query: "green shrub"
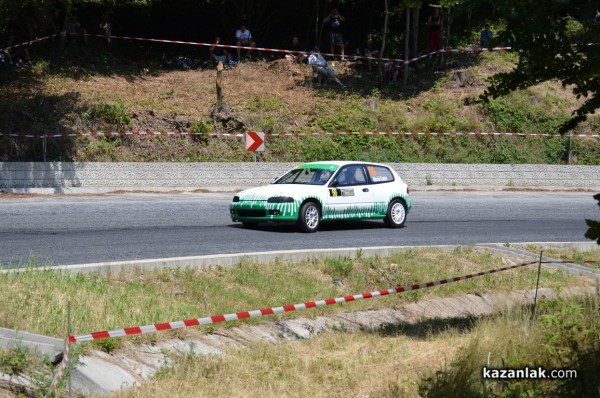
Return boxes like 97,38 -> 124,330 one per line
247,95 -> 284,112
323,257 -> 353,279
0,346 -> 30,375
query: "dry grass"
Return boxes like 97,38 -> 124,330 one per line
1,246 -> 598,398
102,329 -> 468,398
0,247 -> 590,343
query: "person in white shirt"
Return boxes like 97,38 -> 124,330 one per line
308,47 -> 346,89
235,24 -> 255,60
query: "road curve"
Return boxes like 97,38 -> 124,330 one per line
0,191 -> 597,267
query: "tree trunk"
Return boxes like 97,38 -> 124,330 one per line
412,7 -> 419,60
403,8 -> 410,87
216,62 -> 224,112
379,0 -> 389,86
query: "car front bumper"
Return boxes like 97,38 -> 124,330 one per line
230,200 -> 300,222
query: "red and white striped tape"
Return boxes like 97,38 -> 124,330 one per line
2,131 -> 597,139
88,33 -> 514,64
3,33 -> 596,66
43,342 -> 69,398
68,260 -> 537,343
1,34 -> 58,53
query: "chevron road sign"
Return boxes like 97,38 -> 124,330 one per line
245,132 -> 265,152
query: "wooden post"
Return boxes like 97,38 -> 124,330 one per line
403,8 -> 410,87
379,0 -> 389,86
216,61 -> 224,113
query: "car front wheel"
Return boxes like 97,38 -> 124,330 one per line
384,199 -> 406,228
297,202 -> 320,232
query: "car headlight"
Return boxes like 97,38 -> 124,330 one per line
267,196 -> 295,203
232,196 -> 240,202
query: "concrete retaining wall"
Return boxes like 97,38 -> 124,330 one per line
1,162 -> 600,193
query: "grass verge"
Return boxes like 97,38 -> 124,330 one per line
0,247 -> 593,347
0,246 -> 598,397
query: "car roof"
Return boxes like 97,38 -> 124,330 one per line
301,161 -> 391,168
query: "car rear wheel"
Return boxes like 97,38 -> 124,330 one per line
297,202 -> 320,232
384,199 -> 406,228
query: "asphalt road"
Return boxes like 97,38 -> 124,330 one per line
0,191 -> 597,267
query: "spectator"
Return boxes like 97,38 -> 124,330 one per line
67,15 -> 87,44
308,47 -> 346,89
426,7 -> 442,54
210,36 -> 235,65
1,38 -> 31,68
595,9 -> 599,25
100,16 -> 111,46
323,8 -> 346,60
0,48 -> 13,66
480,24 -> 494,47
286,36 -> 307,62
235,24 -> 255,60
356,38 -> 379,71
384,59 -> 400,82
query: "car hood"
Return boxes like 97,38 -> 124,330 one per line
236,184 -> 324,201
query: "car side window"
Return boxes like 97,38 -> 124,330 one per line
335,165 -> 367,186
366,165 -> 395,184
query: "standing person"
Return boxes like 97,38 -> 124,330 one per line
67,15 -> 88,44
323,8 -> 346,60
235,24 -> 255,60
480,24 -> 494,47
308,47 -> 346,89
595,9 -> 599,25
426,7 -> 442,54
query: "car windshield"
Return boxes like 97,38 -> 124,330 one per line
273,168 -> 333,185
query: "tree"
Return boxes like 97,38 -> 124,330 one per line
480,0 -> 600,133
585,194 -> 600,245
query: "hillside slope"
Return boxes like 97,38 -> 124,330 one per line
0,43 -> 598,164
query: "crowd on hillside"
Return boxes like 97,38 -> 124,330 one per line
0,4 -> 505,83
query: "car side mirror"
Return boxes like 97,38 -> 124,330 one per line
329,178 -> 339,187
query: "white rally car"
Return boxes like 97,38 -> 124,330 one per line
230,161 -> 411,232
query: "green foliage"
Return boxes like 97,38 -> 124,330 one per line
419,297 -> 600,398
191,117 -> 212,144
323,257 -> 353,279
247,95 -> 284,112
585,193 -> 600,245
419,97 -> 461,132
0,346 -> 30,375
81,136 -> 123,161
93,337 -> 122,353
481,0 -> 600,132
83,102 -> 131,130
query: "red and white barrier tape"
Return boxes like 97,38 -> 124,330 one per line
69,260 -> 537,343
88,33 -> 514,64
2,131 -> 597,139
3,33 -> 596,66
43,342 -> 69,398
1,34 -> 58,53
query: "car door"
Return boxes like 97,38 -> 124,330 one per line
365,164 -> 397,217
324,165 -> 374,220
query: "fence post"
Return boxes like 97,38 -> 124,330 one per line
43,133 -> 47,162
568,133 -> 573,165
215,61 -> 224,113
531,251 -> 543,320
68,301 -> 72,398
